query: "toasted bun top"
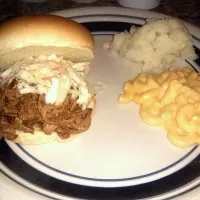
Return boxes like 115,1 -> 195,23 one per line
0,14 -> 95,68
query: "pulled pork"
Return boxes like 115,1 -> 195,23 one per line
0,80 -> 92,140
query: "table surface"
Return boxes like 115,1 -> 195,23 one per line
0,0 -> 200,26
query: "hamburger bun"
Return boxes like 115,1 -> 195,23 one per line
0,15 -> 96,145
0,14 -> 95,69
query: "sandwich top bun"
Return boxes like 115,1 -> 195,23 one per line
0,14 -> 95,68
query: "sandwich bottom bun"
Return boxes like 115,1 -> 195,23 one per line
10,98 -> 96,145
12,129 -> 81,145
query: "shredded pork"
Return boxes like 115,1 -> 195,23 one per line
0,80 -> 92,140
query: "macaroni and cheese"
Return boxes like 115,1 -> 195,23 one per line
119,68 -> 200,148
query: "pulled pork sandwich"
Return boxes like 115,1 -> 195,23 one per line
0,14 -> 95,145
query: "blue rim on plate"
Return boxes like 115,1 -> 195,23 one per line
14,32 -> 199,183
0,11 -> 200,200
12,26 -> 200,183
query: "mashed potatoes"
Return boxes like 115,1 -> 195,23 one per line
111,18 -> 197,73
119,68 -> 200,148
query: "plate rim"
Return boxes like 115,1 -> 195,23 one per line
14,141 -> 199,182
1,146 -> 200,200
9,29 -> 200,183
6,30 -> 200,187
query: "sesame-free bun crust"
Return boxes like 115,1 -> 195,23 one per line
0,14 -> 95,68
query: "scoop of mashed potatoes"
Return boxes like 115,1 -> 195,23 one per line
110,18 -> 197,72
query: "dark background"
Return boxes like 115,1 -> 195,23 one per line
0,0 -> 200,26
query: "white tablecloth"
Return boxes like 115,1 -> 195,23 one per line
0,172 -> 199,200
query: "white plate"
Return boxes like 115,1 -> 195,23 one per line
4,7 -> 200,189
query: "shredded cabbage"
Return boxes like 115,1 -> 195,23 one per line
0,55 -> 92,108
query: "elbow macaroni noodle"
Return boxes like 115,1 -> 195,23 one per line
119,68 -> 200,148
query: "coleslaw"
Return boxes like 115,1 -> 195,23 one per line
0,55 -> 92,109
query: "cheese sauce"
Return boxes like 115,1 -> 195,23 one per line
119,68 -> 200,148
